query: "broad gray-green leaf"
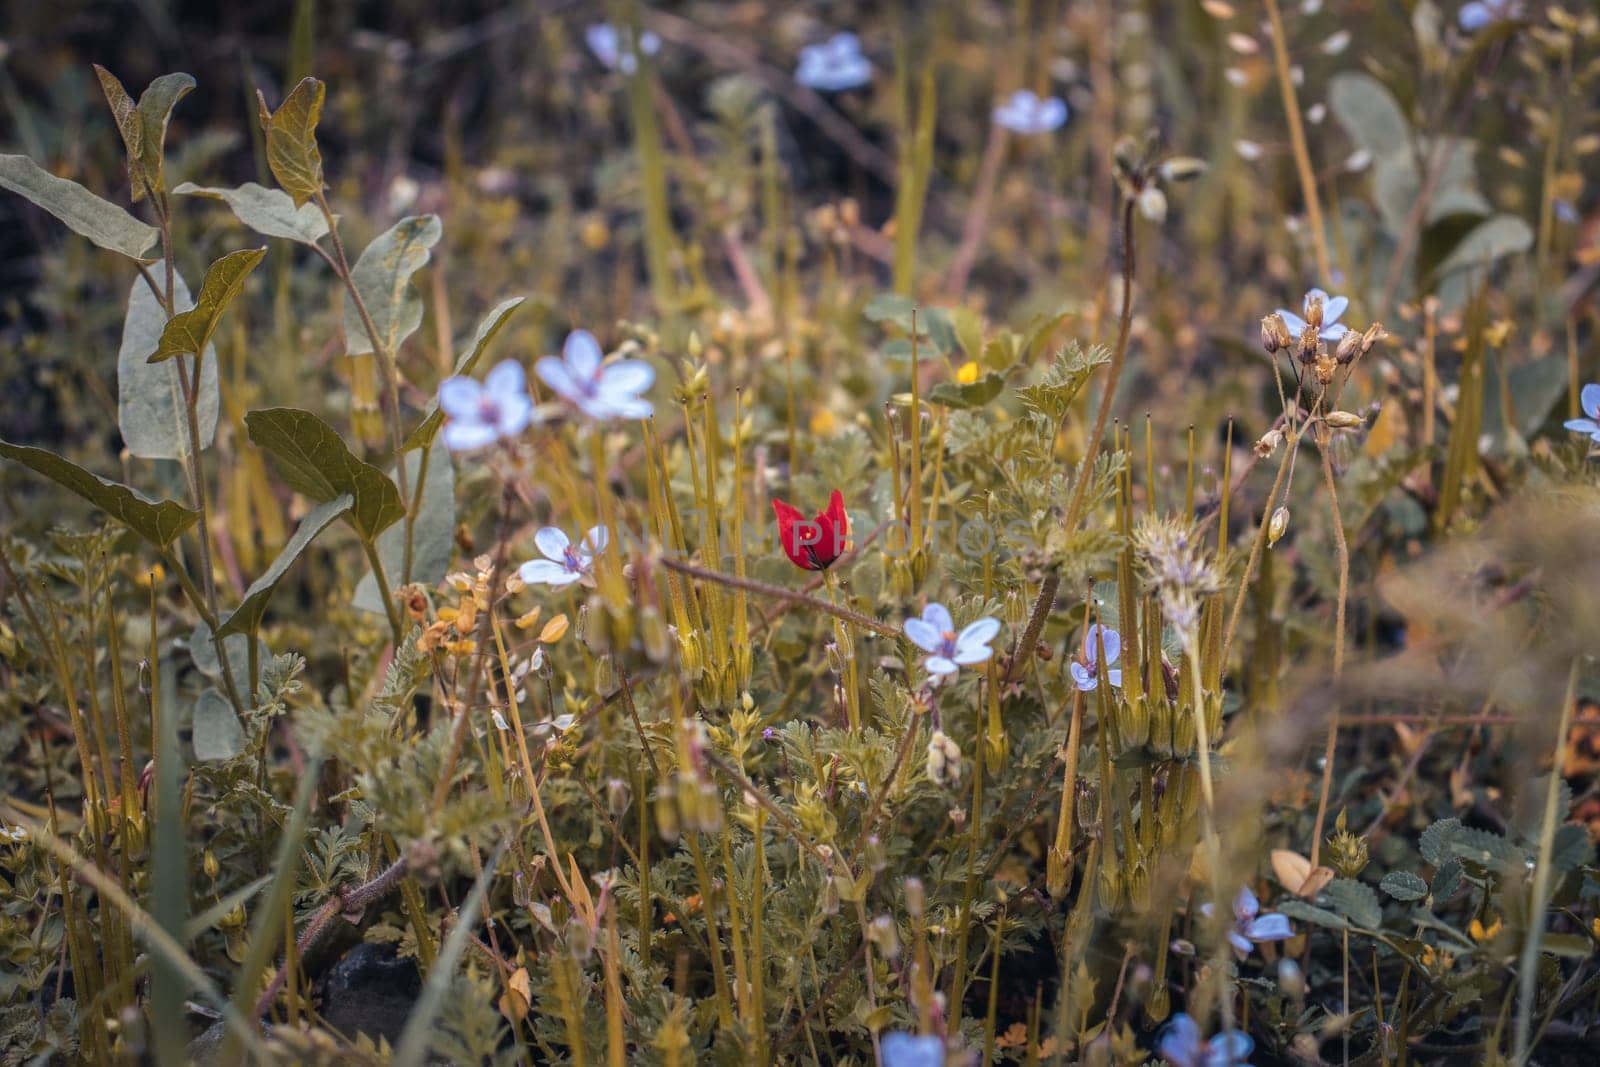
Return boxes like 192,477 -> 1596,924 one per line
149,247 -> 267,363
353,445 -> 454,615
402,296 -> 526,451
343,214 -> 442,357
1432,214 -> 1534,282
256,77 -> 325,206
0,439 -> 198,547
119,270 -> 220,459
174,181 -> 329,244
189,619 -> 266,686
0,154 -> 158,260
1328,73 -> 1411,160
192,687 -> 245,761
133,73 -> 196,200
244,407 -> 404,545
1379,871 -> 1429,902
217,494 -> 352,637
928,372 -> 1006,410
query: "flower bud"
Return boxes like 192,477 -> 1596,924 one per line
1267,506 -> 1290,546
1260,314 -> 1291,354
1137,186 -> 1168,224
904,877 -> 925,919
1334,329 -> 1362,365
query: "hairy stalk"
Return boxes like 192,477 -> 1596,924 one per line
1511,661 -> 1581,1064
1061,196 -> 1136,536
661,557 -> 900,639
251,856 -> 411,1020
1262,0 -> 1334,286
1308,434 -> 1349,870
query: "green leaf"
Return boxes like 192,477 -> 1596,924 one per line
192,687 -> 245,761
217,494 -> 352,637
173,181 -> 329,244
343,214 -> 442,357
402,296 -> 526,451
353,446 -> 454,615
1321,879 -> 1383,930
1419,817 -> 1521,871
1430,857 -> 1464,902
189,619 -> 264,685
1328,73 -> 1411,161
928,372 -> 1006,409
1275,899 -> 1350,931
93,65 -> 146,195
1432,214 -> 1534,286
0,153 -> 158,260
148,247 -> 267,363
256,77 -> 326,207
1379,871 -> 1429,902
132,73 -> 196,201
0,439 -> 198,547
244,407 -> 404,545
118,270 -> 220,460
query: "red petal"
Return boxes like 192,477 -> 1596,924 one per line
772,498 -> 815,569
824,489 -> 849,537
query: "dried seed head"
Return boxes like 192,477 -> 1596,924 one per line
1254,428 -> 1284,457
1315,353 -> 1337,385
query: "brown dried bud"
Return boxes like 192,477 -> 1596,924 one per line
400,583 -> 429,621
1260,314 -> 1292,354
1315,353 -> 1337,385
1297,326 -> 1321,364
1304,292 -> 1325,331
1360,322 -> 1387,354
1325,410 -> 1365,429
1334,329 -> 1362,365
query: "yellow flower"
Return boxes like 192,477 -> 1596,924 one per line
809,408 -> 837,435
956,360 -> 980,384
1469,915 -> 1502,942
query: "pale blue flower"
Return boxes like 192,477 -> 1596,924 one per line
1205,887 -> 1294,960
1069,623 -> 1122,692
1157,1013 -> 1254,1067
904,603 -> 1000,676
437,359 -> 534,452
1563,383 -> 1600,444
519,526 -> 608,588
796,32 -> 872,92
1459,1 -> 1520,31
993,89 -> 1068,134
536,330 -> 654,421
585,23 -> 661,74
1276,287 -> 1349,342
881,1031 -> 945,1067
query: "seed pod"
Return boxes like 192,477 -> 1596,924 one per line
1334,329 -> 1362,365
1137,185 -> 1168,224
1267,506 -> 1290,546
1260,314 -> 1285,354
1325,410 -> 1365,428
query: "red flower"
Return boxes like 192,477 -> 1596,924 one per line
772,489 -> 849,571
